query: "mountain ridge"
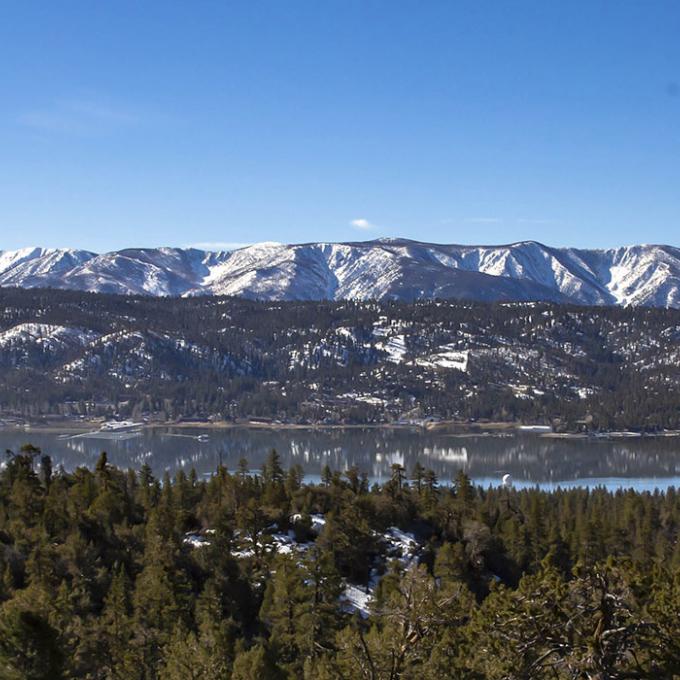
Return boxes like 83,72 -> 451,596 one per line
1,239 -> 679,307
2,287 -> 680,429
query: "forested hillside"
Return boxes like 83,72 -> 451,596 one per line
2,288 -> 680,429
1,445 -> 680,678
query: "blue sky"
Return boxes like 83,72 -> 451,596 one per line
1,1 -> 679,252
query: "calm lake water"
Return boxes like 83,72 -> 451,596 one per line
2,427 -> 680,491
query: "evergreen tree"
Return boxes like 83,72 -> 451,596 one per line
232,643 -> 282,680
0,607 -> 65,680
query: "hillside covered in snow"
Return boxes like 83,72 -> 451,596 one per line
2,239 -> 680,306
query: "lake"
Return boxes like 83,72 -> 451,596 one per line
2,426 -> 680,491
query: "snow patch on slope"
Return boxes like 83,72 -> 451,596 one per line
0,323 -> 98,350
2,240 -> 680,308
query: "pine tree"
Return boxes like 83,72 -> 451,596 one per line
411,461 -> 425,494
231,643 -> 282,680
131,511 -> 192,671
160,624 -> 208,680
260,556 -> 303,668
0,607 -> 65,680
101,563 -> 132,675
321,464 -> 333,487
262,449 -> 284,487
295,547 -> 343,663
39,455 -> 52,490
453,469 -> 474,512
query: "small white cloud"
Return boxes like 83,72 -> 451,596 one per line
350,218 -> 377,231
188,242 -> 252,252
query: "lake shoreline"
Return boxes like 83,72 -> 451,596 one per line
3,417 -> 680,441
3,421 -> 680,492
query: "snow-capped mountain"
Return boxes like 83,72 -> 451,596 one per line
1,239 -> 680,307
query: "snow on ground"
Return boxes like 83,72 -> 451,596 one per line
416,346 -> 469,371
183,532 -> 211,548
290,513 -> 326,534
377,334 -> 407,363
185,515 -> 422,619
372,318 -> 409,364
573,386 -> 596,399
310,514 -> 326,533
336,392 -> 386,406
334,326 -> 356,341
341,526 -> 421,617
383,527 -> 419,569
0,323 -> 98,350
269,530 -> 313,556
340,584 -> 372,617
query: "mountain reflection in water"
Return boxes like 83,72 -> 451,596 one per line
1,428 -> 680,491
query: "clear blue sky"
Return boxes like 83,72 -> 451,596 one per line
1,1 -> 679,252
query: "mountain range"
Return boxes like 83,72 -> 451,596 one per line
1,239 -> 680,307
2,287 -> 680,429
